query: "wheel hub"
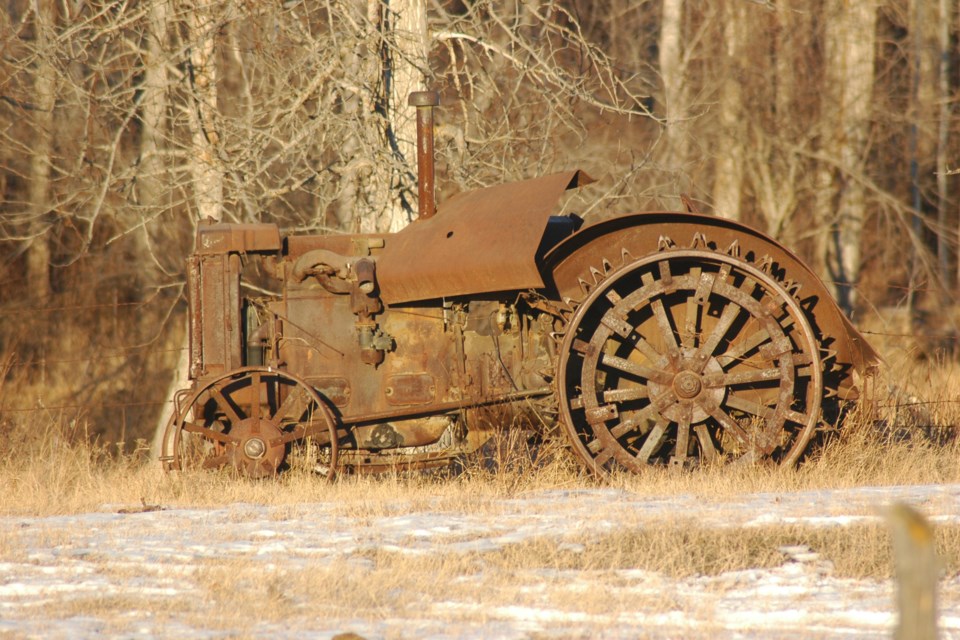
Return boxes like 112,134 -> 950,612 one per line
243,437 -> 267,459
647,351 -> 726,424
230,417 -> 285,478
673,371 -> 702,399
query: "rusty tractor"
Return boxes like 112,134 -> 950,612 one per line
160,92 -> 879,478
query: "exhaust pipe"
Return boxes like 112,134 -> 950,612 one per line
408,90 -> 440,220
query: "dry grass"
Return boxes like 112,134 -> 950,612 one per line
1,360 -> 959,513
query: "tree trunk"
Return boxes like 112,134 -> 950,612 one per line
711,0 -> 745,220
153,0 -> 223,454
909,0 -> 939,301
387,0 -> 428,229
659,0 -> 687,204
135,0 -> 171,281
26,0 -> 58,302
185,1 -> 223,223
360,0 -> 430,234
935,0 -> 952,289
813,0 -> 878,315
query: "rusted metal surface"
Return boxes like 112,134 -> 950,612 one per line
162,93 -> 880,479
556,249 -> 823,473
377,169 -> 593,304
195,221 -> 281,255
543,213 -> 881,382
162,367 -> 339,478
190,252 -> 243,378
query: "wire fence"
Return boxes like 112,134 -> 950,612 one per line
0,292 -> 184,430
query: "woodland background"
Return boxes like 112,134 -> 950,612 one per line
0,0 -> 957,446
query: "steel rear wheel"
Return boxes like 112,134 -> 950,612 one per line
557,249 -> 823,473
162,367 -> 339,478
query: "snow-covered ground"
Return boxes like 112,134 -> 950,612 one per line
1,483 -> 958,639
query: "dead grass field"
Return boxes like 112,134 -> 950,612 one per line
2,360 -> 959,560
1,358 -> 959,637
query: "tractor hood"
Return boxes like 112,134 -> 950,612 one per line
377,170 -> 593,305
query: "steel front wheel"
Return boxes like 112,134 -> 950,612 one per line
162,367 -> 339,478
557,249 -> 823,473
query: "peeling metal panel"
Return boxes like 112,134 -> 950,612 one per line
377,170 -> 593,304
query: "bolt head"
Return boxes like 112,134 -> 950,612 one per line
674,371 -> 703,399
243,437 -> 267,459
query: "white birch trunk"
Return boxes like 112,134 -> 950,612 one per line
711,0 -> 745,220
136,0 -> 170,281
387,0 -> 428,231
359,0 -> 429,234
659,0 -> 685,175
154,0 -> 223,455
186,2 -> 223,224
813,0 -> 877,314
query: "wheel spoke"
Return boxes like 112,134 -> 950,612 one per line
682,293 -> 700,349
182,420 -> 237,445
671,405 -> 692,465
610,404 -> 658,439
601,310 -> 635,339
635,418 -> 669,463
602,387 -> 649,403
651,298 -> 679,354
630,333 -> 665,364
249,372 -> 261,422
600,353 -> 671,384
272,424 -> 306,447
717,328 -> 770,367
703,367 -> 782,387
724,394 -> 776,420
696,301 -> 741,362
586,437 -> 602,454
593,445 -> 616,468
210,386 -> 244,425
694,424 -> 719,462
707,406 -> 761,453
586,404 -> 619,424
681,266 -> 703,348
273,384 -> 305,422
783,409 -> 811,425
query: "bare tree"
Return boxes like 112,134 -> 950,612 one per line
25,0 -> 58,302
363,0 -> 431,232
934,0 -> 954,288
710,0 -> 746,220
133,0 -> 173,280
658,0 -> 688,203
181,0 -> 224,224
813,0 -> 878,314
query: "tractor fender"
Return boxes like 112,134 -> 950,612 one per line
377,170 -> 592,305
542,212 -> 880,386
